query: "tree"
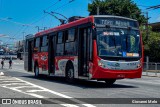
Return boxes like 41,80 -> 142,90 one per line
140,25 -> 160,62
88,0 -> 147,25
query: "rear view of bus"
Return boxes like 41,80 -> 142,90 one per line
91,16 -> 143,84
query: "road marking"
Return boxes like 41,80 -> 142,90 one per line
0,75 -> 95,107
15,78 -> 96,107
1,80 -> 23,82
5,86 -> 37,89
0,83 -> 29,86
26,90 -> 46,93
0,78 -> 18,80
27,93 -> 45,98
0,72 -> 4,76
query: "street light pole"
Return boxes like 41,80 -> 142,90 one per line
145,4 -> 160,40
97,6 -> 99,15
22,32 -> 25,41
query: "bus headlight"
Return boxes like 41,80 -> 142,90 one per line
98,60 -> 106,68
137,63 -> 141,68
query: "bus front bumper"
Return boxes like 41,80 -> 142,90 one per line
91,67 -> 142,79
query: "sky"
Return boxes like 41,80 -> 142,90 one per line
0,0 -> 160,44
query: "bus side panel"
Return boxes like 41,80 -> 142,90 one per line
33,52 -> 48,73
39,52 -> 48,72
55,56 -> 78,78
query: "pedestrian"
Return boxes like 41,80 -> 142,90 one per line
1,59 -> 4,69
9,57 -> 12,69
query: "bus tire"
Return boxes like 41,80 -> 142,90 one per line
105,79 -> 116,86
66,63 -> 74,82
34,64 -> 39,77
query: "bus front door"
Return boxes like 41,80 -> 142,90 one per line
78,28 -> 90,77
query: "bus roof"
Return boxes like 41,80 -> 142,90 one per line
93,15 -> 137,21
35,15 -> 138,37
35,16 -> 94,37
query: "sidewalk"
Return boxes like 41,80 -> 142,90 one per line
142,71 -> 160,77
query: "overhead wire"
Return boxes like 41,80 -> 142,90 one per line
4,26 -> 26,44
19,0 -> 63,37
31,0 -> 75,26
5,0 -> 76,43
5,0 -> 63,43
30,0 -> 62,25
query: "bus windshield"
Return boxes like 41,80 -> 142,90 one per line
97,27 -> 141,58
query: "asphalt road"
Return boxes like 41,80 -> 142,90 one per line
0,60 -> 160,107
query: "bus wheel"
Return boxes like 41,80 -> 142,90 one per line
105,79 -> 116,86
34,65 -> 39,77
66,64 -> 74,82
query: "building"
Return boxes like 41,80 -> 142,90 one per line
149,22 -> 160,32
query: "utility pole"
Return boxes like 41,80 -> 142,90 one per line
97,6 -> 99,15
22,32 -> 25,41
145,4 -> 160,40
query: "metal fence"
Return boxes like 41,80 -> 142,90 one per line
143,62 -> 160,77
143,62 -> 160,70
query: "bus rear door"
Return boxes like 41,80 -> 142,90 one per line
24,38 -> 34,72
48,34 -> 56,75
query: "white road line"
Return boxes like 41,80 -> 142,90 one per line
27,93 -> 79,107
26,90 -> 46,93
1,82 -> 79,107
0,72 -> 4,76
0,79 -> 17,80
27,93 -> 45,98
0,81 -> 24,83
15,78 -> 96,107
7,86 -> 37,89
0,83 -> 29,86
0,76 -> 95,107
61,104 -> 79,107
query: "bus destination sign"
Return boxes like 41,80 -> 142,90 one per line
95,18 -> 138,28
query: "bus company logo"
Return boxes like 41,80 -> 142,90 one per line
107,63 -> 120,67
127,62 -> 136,66
115,63 -> 120,67
41,55 -> 47,61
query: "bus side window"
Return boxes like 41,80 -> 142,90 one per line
34,38 -> 40,52
65,28 -> 76,56
41,35 -> 48,52
56,32 -> 64,56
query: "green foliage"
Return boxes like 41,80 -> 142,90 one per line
88,0 -> 147,25
140,25 -> 160,61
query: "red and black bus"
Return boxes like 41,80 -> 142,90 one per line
24,15 -> 143,85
